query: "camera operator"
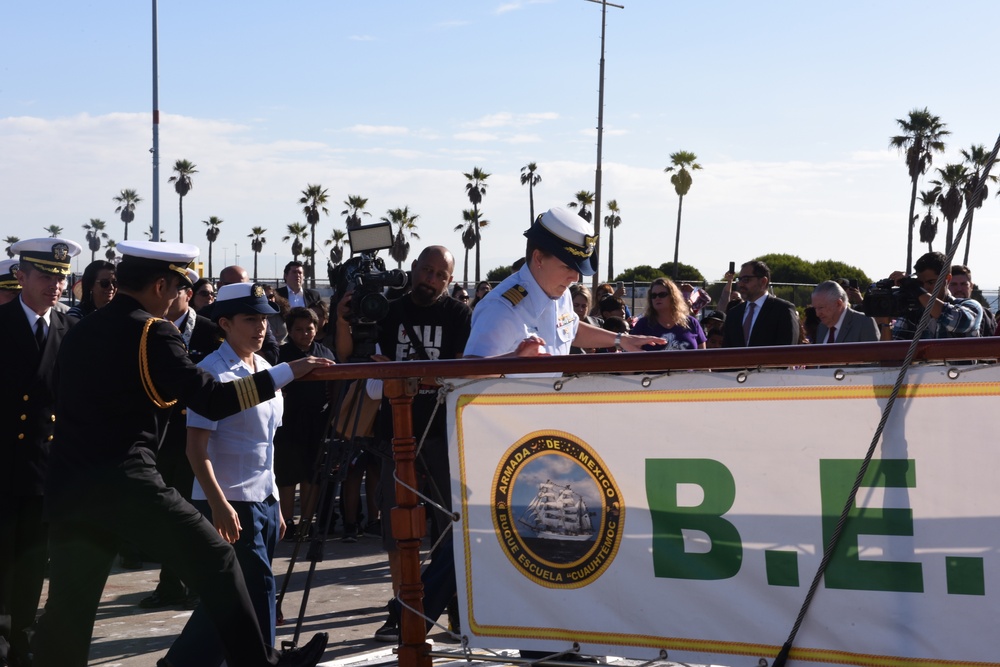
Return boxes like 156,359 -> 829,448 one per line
878,251 -> 983,341
334,245 -> 471,642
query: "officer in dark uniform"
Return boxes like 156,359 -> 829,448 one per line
32,241 -> 332,667
0,238 -> 81,667
0,259 -> 21,306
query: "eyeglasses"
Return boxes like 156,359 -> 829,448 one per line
97,279 -> 117,289
736,275 -> 759,283
198,290 -> 216,298
457,295 -> 470,301
650,291 -> 670,299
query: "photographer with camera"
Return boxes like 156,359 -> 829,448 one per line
874,251 -> 983,341
334,244 -> 471,642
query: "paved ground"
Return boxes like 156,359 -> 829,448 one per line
38,530 -> 457,667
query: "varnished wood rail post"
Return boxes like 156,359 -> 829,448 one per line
384,377 -> 432,667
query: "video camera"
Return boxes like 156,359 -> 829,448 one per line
861,278 -> 922,319
327,222 -> 408,362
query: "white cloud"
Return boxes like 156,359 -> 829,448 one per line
454,131 -> 499,142
347,124 -> 409,136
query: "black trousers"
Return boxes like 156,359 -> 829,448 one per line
32,463 -> 282,667
0,495 -> 47,666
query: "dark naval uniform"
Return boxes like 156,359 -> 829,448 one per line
0,298 -> 74,665
33,293 -> 295,667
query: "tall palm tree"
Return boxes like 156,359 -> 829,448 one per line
4,236 -> 20,258
603,200 -> 622,282
959,144 -> 997,265
203,216 -> 223,279
381,207 -> 421,269
248,226 -> 267,281
520,162 -> 542,225
168,159 -> 197,242
105,238 -> 118,263
44,225 -> 64,238
665,150 -> 702,280
567,190 -> 595,222
463,167 -> 490,282
144,225 -> 166,242
341,195 -> 371,230
931,163 -> 968,253
113,188 -> 142,241
917,188 -> 940,252
83,218 -> 109,263
298,184 -> 330,288
454,208 -> 490,286
282,222 -> 309,263
324,229 -> 350,266
890,108 -> 949,273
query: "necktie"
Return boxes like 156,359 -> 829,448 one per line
826,326 -> 836,344
35,318 -> 46,350
742,302 -> 756,345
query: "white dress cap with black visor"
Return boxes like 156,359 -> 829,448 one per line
0,259 -> 21,291
117,241 -> 199,287
11,238 -> 83,276
523,206 -> 599,276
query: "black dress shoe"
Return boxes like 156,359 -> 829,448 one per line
139,590 -> 185,609
276,632 -> 328,667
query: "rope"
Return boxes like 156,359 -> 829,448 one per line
772,131 -> 1000,667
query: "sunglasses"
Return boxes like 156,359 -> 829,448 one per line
650,291 -> 670,299
97,279 -> 118,289
198,290 -> 216,298
458,295 -> 470,301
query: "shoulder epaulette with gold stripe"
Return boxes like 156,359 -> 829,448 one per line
501,285 -> 528,307
140,318 -> 178,409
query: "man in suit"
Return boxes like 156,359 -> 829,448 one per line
811,280 -> 878,344
0,237 -> 82,667
276,261 -> 321,309
722,260 -> 799,347
31,241 -> 332,667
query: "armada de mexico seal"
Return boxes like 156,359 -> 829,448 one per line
491,430 -> 624,589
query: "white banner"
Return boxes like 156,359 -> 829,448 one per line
446,364 -> 1000,667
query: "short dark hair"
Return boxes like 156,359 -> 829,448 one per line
115,261 -> 176,292
285,306 -> 318,330
283,260 -> 305,276
599,295 -> 625,313
951,264 -> 971,279
741,260 -> 771,281
914,252 -> 946,275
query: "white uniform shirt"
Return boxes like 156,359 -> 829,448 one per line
187,340 -> 283,503
464,263 -> 579,358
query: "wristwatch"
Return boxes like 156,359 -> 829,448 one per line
614,332 -> 625,352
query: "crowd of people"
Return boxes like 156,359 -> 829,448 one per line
0,208 -> 995,666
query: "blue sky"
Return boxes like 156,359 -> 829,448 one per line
3,1 -> 1000,288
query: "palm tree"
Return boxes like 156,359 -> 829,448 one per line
520,162 -> 542,225
931,163 -> 968,253
454,208 -> 490,285
463,167 -> 490,282
203,216 -> 223,280
105,238 -> 118,263
83,218 -> 109,263
144,225 -> 166,242
298,184 -> 330,288
282,222 -> 309,263
44,225 -> 64,238
248,226 -> 267,281
603,200 -> 622,282
959,144 -> 997,265
381,207 -> 421,269
113,189 -> 142,241
341,195 -> 371,230
567,190 -> 595,222
4,236 -> 20,258
324,229 -> 350,266
890,108 -> 949,273
917,188 -> 940,252
167,159 -> 197,243
665,150 -> 702,280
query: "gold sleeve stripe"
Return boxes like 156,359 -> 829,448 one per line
233,375 -> 260,411
139,318 -> 178,409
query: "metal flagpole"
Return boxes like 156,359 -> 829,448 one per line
151,0 -> 161,241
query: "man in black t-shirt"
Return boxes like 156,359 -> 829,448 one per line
334,245 -> 471,642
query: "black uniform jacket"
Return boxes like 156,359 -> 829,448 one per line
0,298 -> 75,497
45,294 -> 279,518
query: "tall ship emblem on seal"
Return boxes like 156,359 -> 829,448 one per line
519,480 -> 594,542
